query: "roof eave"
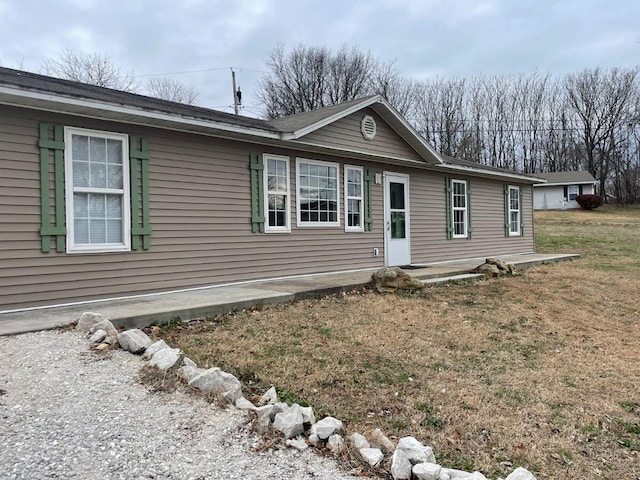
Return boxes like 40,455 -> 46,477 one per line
434,163 -> 547,184
534,181 -> 598,187
0,84 -> 281,140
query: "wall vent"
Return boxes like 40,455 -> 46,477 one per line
361,115 -> 376,140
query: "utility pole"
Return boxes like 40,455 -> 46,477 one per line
231,68 -> 239,115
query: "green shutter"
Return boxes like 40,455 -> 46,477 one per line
250,153 -> 265,233
503,184 -> 510,237
129,136 -> 152,250
364,168 -> 373,231
38,123 -> 66,253
519,187 -> 524,236
466,180 -> 472,239
445,177 -> 453,240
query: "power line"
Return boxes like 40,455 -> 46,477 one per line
132,67 -> 231,78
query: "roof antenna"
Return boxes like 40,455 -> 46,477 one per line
231,68 -> 241,115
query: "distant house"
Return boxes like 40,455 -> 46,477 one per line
0,67 -> 544,312
533,171 -> 598,210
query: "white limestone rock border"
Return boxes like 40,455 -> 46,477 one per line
75,313 -> 539,480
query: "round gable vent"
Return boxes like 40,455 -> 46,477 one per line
361,115 -> 377,140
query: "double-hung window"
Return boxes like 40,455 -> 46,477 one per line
264,154 -> 290,232
64,127 -> 130,253
296,159 -> 339,227
509,186 -> 521,236
452,180 -> 468,238
344,166 -> 364,232
567,185 -> 579,201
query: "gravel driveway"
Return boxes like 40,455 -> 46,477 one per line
0,330 -> 356,480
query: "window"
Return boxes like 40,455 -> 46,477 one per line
509,186 -> 521,236
64,127 -> 130,253
451,180 -> 468,238
264,154 -> 290,232
567,185 -> 579,201
344,166 -> 364,232
296,159 -> 340,227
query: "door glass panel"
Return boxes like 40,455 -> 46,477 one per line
391,212 -> 405,239
390,182 -> 405,210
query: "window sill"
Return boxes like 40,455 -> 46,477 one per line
67,244 -> 131,254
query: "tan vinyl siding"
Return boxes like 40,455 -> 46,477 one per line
410,173 -> 535,263
1,103 -> 534,312
0,105 -> 386,310
300,108 -> 422,161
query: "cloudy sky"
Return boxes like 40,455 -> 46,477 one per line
1,0 -> 638,117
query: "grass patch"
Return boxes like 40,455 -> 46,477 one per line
157,206 -> 640,479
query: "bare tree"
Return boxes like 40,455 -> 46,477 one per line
145,77 -> 199,104
41,49 -> 138,92
564,67 -> 639,197
257,44 -> 408,118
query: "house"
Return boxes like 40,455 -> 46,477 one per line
0,67 -> 544,312
533,171 -> 598,210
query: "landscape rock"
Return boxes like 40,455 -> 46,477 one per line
89,320 -> 119,345
308,433 -> 320,446
390,449 -> 412,480
327,434 -> 344,452
234,396 -> 257,410
177,365 -> 202,382
475,263 -> 501,276
505,467 -> 536,480
468,473 -> 488,480
259,386 -> 278,405
285,436 -> 309,451
88,329 -> 107,344
444,468 -> 475,479
367,427 -> 395,453
143,339 -> 170,359
300,405 -> 315,425
272,403 -> 304,439
311,416 -> 344,440
76,312 -> 103,333
359,447 -> 383,467
117,329 -> 152,353
188,367 -> 242,402
475,258 -> 517,276
149,348 -> 181,371
396,436 -> 436,464
349,432 -> 370,450
412,462 -> 442,480
254,405 -> 275,434
370,266 -> 425,293
182,356 -> 197,368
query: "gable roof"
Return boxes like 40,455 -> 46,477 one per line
533,171 -> 597,186
269,94 -> 443,164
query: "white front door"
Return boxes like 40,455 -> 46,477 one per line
384,173 -> 411,266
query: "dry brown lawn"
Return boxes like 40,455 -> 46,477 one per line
159,206 -> 640,480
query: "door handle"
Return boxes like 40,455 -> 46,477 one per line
386,221 -> 390,232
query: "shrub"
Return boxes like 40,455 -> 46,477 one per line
576,194 -> 602,210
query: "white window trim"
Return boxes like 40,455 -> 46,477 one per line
296,158 -> 340,228
451,179 -> 468,238
567,185 -> 579,201
263,154 -> 291,233
64,127 -> 131,254
508,185 -> 521,237
344,165 -> 364,232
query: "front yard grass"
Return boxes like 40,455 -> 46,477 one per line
159,206 -> 640,479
